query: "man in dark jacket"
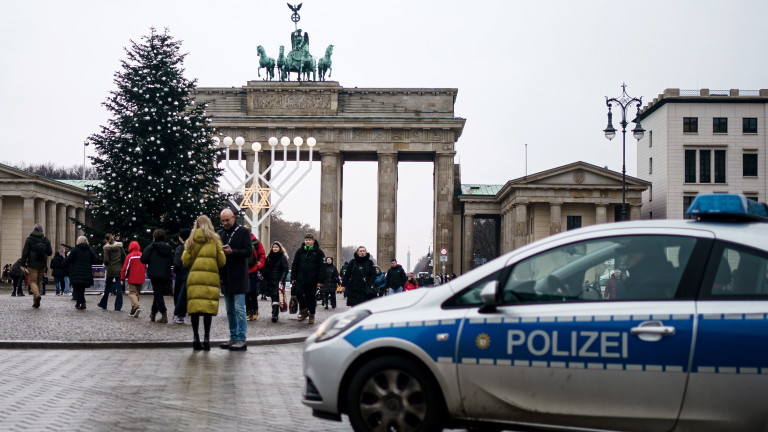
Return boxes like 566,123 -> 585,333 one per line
22,223 -> 52,308
217,209 -> 253,351
140,229 -> 175,323
386,259 -> 407,295
290,233 -> 325,324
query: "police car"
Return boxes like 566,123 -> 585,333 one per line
302,194 -> 768,432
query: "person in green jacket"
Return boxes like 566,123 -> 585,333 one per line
182,215 -> 226,351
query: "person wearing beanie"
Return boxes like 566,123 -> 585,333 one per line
172,227 -> 192,324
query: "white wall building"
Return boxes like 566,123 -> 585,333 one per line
635,88 -> 768,219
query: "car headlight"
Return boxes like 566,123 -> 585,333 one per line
314,309 -> 371,342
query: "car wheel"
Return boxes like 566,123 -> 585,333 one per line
346,355 -> 444,432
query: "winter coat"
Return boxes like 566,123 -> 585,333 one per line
65,243 -> 98,287
22,230 -> 52,270
320,263 -> 340,294
247,234 -> 266,274
405,279 -> 419,291
342,253 -> 377,307
217,224 -> 253,295
263,251 -> 289,297
121,241 -> 147,285
182,229 -> 226,315
9,259 -> 24,278
50,255 -> 66,278
140,241 -> 174,280
290,240 -> 325,295
386,264 -> 407,289
173,243 -> 188,281
102,241 -> 125,278
373,271 -> 387,293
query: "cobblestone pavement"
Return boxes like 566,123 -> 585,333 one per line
0,283 -> 346,346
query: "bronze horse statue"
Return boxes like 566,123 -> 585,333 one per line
277,46 -> 287,81
257,45 -> 276,81
318,44 -> 333,81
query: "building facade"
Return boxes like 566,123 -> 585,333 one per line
635,88 -> 768,219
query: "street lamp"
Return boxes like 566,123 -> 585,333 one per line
604,83 -> 645,221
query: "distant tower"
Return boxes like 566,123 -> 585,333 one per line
407,247 -> 411,273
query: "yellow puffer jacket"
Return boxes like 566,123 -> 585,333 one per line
182,229 -> 226,315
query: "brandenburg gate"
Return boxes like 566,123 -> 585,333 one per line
198,81 -> 465,274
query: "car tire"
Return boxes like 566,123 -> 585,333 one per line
346,355 -> 444,432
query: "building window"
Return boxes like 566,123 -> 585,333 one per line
743,118 -> 758,133
649,130 -> 653,147
683,195 -> 697,219
713,117 -> 728,133
649,157 -> 653,175
714,150 -> 726,183
649,211 -> 653,219
743,153 -> 758,176
700,150 -> 711,183
566,216 -> 582,230
746,195 -> 758,202
684,117 -> 698,133
684,150 -> 696,182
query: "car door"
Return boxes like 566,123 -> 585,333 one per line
680,241 -> 768,430
455,232 -> 712,432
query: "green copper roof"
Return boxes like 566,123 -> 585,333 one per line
459,184 -> 503,197
55,179 -> 101,190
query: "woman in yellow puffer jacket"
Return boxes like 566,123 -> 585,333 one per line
182,215 -> 226,351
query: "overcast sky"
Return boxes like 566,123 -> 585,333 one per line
2,0 -> 767,271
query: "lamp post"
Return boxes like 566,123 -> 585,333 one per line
603,83 -> 645,221
215,135 -> 317,234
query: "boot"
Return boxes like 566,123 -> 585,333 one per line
297,308 -> 308,322
158,314 -> 168,324
308,314 -> 315,325
193,336 -> 203,351
202,336 -> 210,351
246,312 -> 253,321
253,309 -> 259,320
271,304 -> 279,323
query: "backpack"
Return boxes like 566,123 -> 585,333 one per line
33,240 -> 48,261
247,239 -> 261,268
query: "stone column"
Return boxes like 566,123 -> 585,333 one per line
549,202 -> 562,235
46,201 -> 56,250
23,197 -> 35,238
66,206 -> 76,244
76,208 -> 86,237
377,151 -> 398,264
57,204 -> 67,250
462,213 -> 474,273
0,197 -> 3,267
629,205 -> 641,221
320,150 -> 343,264
434,153 -> 455,275
595,204 -> 608,225
514,200 -> 528,249
35,198 -> 46,235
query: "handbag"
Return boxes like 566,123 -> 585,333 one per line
289,295 -> 298,314
279,286 -> 288,312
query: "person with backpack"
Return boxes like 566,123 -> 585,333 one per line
141,229 -> 175,324
245,230 -> 266,321
21,223 -> 52,308
121,241 -> 147,318
9,258 -> 26,297
98,234 -> 125,311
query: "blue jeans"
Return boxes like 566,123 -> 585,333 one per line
64,276 -> 71,295
98,276 -> 123,311
224,293 -> 247,341
54,277 -> 64,294
388,287 -> 403,295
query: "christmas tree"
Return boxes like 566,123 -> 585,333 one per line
86,28 -> 226,244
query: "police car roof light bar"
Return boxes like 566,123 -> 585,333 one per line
685,193 -> 768,222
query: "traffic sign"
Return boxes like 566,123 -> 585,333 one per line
439,256 -> 448,262
440,248 -> 448,256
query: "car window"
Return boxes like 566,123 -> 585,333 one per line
708,244 -> 768,298
501,235 -> 698,304
443,271 -> 502,308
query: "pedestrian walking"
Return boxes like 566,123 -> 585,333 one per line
373,266 -> 387,296
21,223 -> 52,308
290,233 -> 325,325
65,236 -> 98,310
98,234 -> 125,311
263,241 -> 289,323
172,228 -> 191,324
1,264 -> 9,284
245,230 -> 266,321
9,258 -> 26,296
63,249 -> 71,296
50,250 -> 66,295
320,257 -> 340,309
342,246 -> 377,307
141,229 -> 174,324
385,259 -> 407,295
182,215 -> 226,351
121,241 -> 146,318
405,272 -> 420,290
217,208 -> 253,351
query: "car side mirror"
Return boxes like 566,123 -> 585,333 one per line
479,280 -> 499,314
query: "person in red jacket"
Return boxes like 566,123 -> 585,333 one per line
245,230 -> 266,321
404,272 -> 420,291
121,241 -> 147,318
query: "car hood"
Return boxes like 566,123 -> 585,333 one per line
356,289 -> 431,314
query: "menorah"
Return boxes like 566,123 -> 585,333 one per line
214,135 -> 317,233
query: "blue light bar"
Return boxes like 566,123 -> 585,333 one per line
685,194 -> 768,221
